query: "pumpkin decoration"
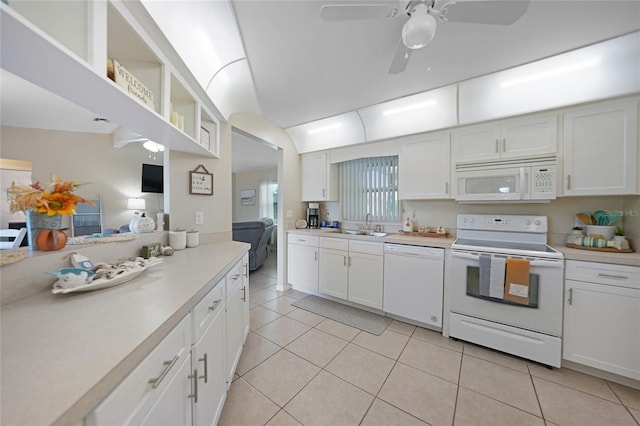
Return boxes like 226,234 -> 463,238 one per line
129,213 -> 156,234
35,229 -> 68,251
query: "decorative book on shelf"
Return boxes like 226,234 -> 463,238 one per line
107,59 -> 155,109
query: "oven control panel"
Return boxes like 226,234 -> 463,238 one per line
457,214 -> 548,233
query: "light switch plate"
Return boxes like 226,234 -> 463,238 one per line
195,211 -> 204,225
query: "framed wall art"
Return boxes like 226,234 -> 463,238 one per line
189,164 -> 213,195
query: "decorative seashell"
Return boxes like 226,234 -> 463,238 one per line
163,246 -> 174,256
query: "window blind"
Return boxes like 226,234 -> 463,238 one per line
340,156 -> 399,222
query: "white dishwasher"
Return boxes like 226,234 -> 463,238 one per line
383,243 -> 444,329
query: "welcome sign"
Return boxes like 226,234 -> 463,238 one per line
107,59 -> 155,109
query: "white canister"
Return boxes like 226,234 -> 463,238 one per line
186,231 -> 199,248
169,230 -> 187,250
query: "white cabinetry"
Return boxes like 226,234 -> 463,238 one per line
192,279 -> 226,426
399,133 -> 451,199
563,261 -> 640,380
453,114 -> 557,164
317,238 -> 384,310
225,258 -> 247,386
86,316 -> 193,426
562,100 -> 638,196
301,152 -> 339,201
319,238 -> 349,299
347,240 -> 384,309
287,234 -> 319,293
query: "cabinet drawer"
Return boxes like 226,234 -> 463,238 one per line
86,315 -> 192,426
226,260 -> 243,295
349,240 -> 383,255
289,234 -> 319,247
320,237 -> 348,250
192,278 -> 225,342
566,261 -> 640,290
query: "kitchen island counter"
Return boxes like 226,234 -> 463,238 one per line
1,240 -> 249,426
553,244 -> 640,267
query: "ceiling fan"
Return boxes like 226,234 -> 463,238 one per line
320,0 -> 531,74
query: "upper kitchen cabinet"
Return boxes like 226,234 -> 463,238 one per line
452,114 -> 557,164
301,152 -> 339,202
399,133 -> 451,200
562,99 -> 638,196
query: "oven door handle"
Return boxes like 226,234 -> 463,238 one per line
451,251 -> 563,268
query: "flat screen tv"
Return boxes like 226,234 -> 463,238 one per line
141,163 -> 163,193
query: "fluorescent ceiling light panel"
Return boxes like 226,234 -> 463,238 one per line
500,56 -> 602,88
382,99 -> 438,116
306,123 -> 343,135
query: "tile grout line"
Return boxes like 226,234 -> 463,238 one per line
451,341 -> 466,426
527,361 -> 548,423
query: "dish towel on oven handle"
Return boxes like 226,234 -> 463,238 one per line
489,256 -> 506,299
504,258 -> 531,305
479,254 -> 491,297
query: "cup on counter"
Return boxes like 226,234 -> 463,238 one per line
321,220 -> 328,228
332,221 -> 340,228
169,230 -> 187,250
186,230 -> 199,248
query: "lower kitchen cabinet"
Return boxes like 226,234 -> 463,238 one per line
319,237 -> 349,299
287,235 -> 319,293
348,241 -> 384,309
563,261 -> 640,380
86,254 -> 249,426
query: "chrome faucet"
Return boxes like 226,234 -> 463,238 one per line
365,213 -> 371,230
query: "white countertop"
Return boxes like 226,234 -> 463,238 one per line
1,241 -> 249,426
287,229 -> 638,265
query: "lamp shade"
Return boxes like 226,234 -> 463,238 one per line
402,4 -> 437,50
127,198 -> 146,210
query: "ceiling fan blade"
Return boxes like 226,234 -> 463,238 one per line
320,4 -> 399,21
443,0 -> 531,25
388,39 -> 412,74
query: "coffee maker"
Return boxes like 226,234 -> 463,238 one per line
307,203 -> 319,229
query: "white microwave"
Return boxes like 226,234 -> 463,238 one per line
455,160 -> 556,203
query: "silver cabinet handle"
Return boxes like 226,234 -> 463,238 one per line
597,273 -> 629,280
495,139 -> 499,153
567,174 -> 571,190
348,256 -> 352,267
322,188 -> 326,198
241,286 -> 247,302
502,138 -> 506,152
208,298 -> 222,311
343,256 -> 347,266
243,262 -> 248,278
568,288 -> 573,305
445,182 -> 449,194
188,369 -> 199,403
199,353 -> 208,383
315,251 -> 318,261
232,274 -> 240,281
148,355 -> 179,389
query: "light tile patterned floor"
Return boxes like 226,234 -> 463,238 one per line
219,254 -> 640,426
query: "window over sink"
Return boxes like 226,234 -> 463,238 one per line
340,156 -> 399,222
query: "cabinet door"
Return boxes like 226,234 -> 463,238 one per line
193,307 -> 226,426
563,100 -> 638,196
452,123 -> 501,164
301,152 -> 328,201
319,248 -> 348,299
564,279 -> 640,380
242,254 -> 250,341
225,283 -> 244,386
138,355 -> 193,426
348,253 -> 383,309
501,114 -> 557,160
287,243 -> 319,293
399,133 -> 451,199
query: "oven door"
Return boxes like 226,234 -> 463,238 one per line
455,166 -> 529,202
449,250 -> 564,337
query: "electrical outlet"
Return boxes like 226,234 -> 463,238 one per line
286,210 -> 293,219
195,211 -> 204,225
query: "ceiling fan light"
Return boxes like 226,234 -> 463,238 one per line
402,5 -> 437,49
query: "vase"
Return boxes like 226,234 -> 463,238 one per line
25,211 -> 65,250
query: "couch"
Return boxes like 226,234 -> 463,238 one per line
232,218 -> 275,271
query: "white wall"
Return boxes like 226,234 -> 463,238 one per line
232,167 -> 277,222
0,126 -> 162,231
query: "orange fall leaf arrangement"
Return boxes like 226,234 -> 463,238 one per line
8,174 -> 94,216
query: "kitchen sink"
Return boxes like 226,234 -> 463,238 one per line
342,229 -> 388,237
